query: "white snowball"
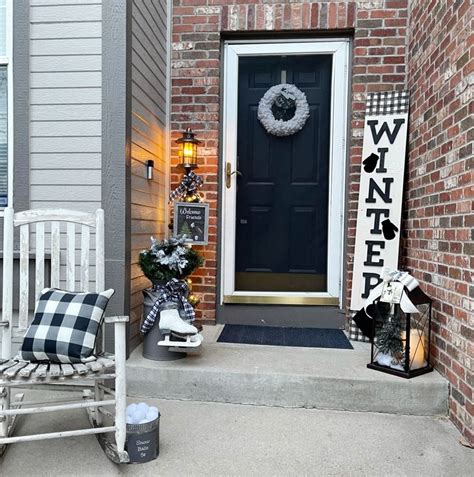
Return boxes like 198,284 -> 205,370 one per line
138,419 -> 149,424
137,402 -> 149,413
132,409 -> 146,423
146,410 -> 158,421
126,415 -> 134,424
126,403 -> 137,415
148,406 -> 159,414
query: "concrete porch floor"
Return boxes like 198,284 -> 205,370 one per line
0,393 -> 472,476
127,325 -> 449,416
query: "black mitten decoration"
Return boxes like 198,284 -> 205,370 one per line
382,219 -> 398,240
362,153 -> 379,173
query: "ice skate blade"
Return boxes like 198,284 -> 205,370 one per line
158,333 -> 203,349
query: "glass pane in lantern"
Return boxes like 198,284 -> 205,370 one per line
183,142 -> 196,163
372,303 -> 405,371
406,305 -> 430,370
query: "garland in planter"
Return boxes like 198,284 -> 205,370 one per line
257,83 -> 310,137
138,235 -> 203,284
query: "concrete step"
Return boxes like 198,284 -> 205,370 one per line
127,326 -> 449,416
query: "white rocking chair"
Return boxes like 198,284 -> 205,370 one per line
0,208 -> 129,463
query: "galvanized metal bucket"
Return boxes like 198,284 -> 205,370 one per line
126,414 -> 160,464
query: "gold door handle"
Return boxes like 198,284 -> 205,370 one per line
226,162 -> 242,188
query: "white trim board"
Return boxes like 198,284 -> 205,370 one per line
220,40 -> 350,307
0,0 -> 14,215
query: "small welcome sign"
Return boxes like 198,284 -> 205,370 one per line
350,91 -> 410,311
174,202 -> 209,245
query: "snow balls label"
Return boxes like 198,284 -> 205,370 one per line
127,430 -> 159,463
173,202 -> 209,245
350,91 -> 410,311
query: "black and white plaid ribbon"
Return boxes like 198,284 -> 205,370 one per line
168,171 -> 203,203
366,91 -> 409,116
141,278 -> 195,335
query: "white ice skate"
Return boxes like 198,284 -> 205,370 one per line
158,309 -> 202,349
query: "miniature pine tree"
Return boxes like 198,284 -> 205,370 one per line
180,221 -> 192,237
376,313 -> 403,357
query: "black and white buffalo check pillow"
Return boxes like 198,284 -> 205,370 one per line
19,288 -> 114,363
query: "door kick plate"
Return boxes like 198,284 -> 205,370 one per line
223,295 -> 339,306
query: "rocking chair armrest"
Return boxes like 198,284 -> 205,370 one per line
104,315 -> 129,324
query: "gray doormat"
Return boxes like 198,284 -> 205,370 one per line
217,325 -> 353,349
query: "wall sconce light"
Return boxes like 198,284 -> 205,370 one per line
146,160 -> 154,180
176,128 -> 201,171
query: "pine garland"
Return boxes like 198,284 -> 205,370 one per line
139,236 -> 203,282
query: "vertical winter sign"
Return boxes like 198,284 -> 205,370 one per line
350,91 -> 410,311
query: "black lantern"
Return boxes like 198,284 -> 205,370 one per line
176,128 -> 201,170
367,286 -> 433,379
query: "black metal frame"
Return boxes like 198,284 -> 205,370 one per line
367,302 -> 433,379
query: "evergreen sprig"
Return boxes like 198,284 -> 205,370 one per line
376,312 -> 404,357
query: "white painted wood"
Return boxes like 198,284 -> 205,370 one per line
3,362 -> 28,378
86,360 -> 103,373
0,426 -> 116,445
51,221 -> 61,288
96,356 -> 115,369
80,225 -> 90,292
33,364 -> 48,378
350,97 -> 410,311
35,222 -> 45,302
114,321 -> 127,455
95,209 -> 105,292
4,0 -> 13,210
221,40 -> 349,305
48,364 -> 61,378
2,207 -> 128,458
72,363 -> 88,375
66,222 -> 76,291
1,208 -> 14,359
60,364 -> 74,377
0,361 -> 17,373
0,399 -> 115,416
104,316 -> 129,323
1,373 -> 117,386
19,363 -> 38,378
19,224 -> 30,331
14,209 -> 97,227
0,388 -> 11,439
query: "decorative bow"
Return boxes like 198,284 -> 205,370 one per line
353,267 -> 430,339
364,268 -> 420,318
140,278 -> 195,335
168,171 -> 203,203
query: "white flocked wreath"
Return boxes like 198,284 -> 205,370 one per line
257,83 -> 310,137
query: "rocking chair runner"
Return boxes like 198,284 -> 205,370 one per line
0,208 -> 129,463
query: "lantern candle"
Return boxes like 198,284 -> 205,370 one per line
402,330 -> 427,370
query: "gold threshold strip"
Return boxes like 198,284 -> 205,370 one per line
223,295 -> 339,306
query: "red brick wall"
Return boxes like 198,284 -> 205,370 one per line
170,0 -> 408,323
404,0 -> 473,446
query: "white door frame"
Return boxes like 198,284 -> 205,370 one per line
220,40 -> 350,307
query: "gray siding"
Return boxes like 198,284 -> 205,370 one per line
29,0 -> 102,212
130,0 -> 169,347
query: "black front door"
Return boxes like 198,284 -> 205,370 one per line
235,54 -> 332,293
